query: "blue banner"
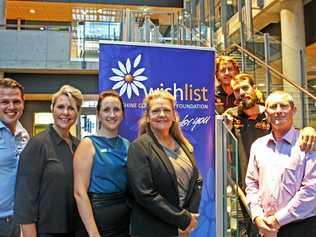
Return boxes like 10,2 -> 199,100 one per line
99,42 -> 215,236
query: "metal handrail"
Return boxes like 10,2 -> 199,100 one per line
225,43 -> 316,101
0,24 -> 71,31
227,173 -> 251,218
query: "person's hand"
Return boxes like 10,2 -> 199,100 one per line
184,213 -> 199,233
299,127 -> 316,152
254,216 -> 277,237
88,231 -> 101,237
179,229 -> 189,237
264,215 -> 281,231
215,98 -> 225,114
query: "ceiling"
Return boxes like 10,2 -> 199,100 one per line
5,0 -> 180,22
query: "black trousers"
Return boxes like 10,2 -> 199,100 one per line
0,216 -> 20,237
278,216 -> 316,237
77,192 -> 130,237
38,234 -> 74,237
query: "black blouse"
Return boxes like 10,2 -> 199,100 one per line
14,125 -> 79,234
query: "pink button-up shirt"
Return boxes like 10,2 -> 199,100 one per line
245,127 -> 316,226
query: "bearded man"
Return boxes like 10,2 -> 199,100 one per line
224,73 -> 271,189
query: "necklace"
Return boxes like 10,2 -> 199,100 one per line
160,138 -> 178,152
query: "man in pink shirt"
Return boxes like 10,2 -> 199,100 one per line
245,90 -> 316,237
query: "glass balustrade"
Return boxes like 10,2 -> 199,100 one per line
0,23 -> 84,69
216,116 -> 240,237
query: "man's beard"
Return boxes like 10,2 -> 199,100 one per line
240,97 -> 256,110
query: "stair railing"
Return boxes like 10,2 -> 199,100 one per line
224,43 -> 316,101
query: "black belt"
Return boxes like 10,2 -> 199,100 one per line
38,234 -> 75,237
0,215 -> 14,223
88,191 -> 126,201
88,191 -> 127,207
290,215 -> 316,225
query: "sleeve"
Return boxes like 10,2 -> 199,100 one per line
245,143 -> 264,221
127,142 -> 191,230
186,170 -> 202,213
14,137 -> 46,224
275,152 -> 316,226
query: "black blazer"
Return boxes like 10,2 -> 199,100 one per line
127,131 -> 202,237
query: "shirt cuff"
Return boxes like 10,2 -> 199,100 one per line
274,208 -> 293,226
251,206 -> 264,222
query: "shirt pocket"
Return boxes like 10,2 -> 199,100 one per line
281,160 -> 302,196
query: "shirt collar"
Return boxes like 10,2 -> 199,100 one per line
15,121 -> 27,136
0,120 -> 4,129
48,124 -> 77,146
0,120 -> 27,137
267,126 -> 297,145
216,85 -> 227,95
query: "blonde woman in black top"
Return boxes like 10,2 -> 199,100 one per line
14,85 -> 83,237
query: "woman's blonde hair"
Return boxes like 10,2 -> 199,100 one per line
51,85 -> 83,114
139,89 -> 193,151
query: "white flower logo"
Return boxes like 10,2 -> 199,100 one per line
110,54 -> 148,98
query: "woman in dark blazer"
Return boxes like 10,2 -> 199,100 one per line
127,90 -> 202,237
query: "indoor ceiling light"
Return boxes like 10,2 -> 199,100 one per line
29,9 -> 36,14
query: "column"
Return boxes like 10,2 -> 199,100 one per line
0,1 -> 6,77
122,9 -> 131,41
280,0 -> 305,128
0,0 -> 5,25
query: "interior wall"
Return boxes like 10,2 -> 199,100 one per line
21,100 -> 51,136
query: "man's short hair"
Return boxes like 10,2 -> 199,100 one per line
0,77 -> 24,98
265,90 -> 295,108
231,73 -> 255,89
215,56 -> 240,79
